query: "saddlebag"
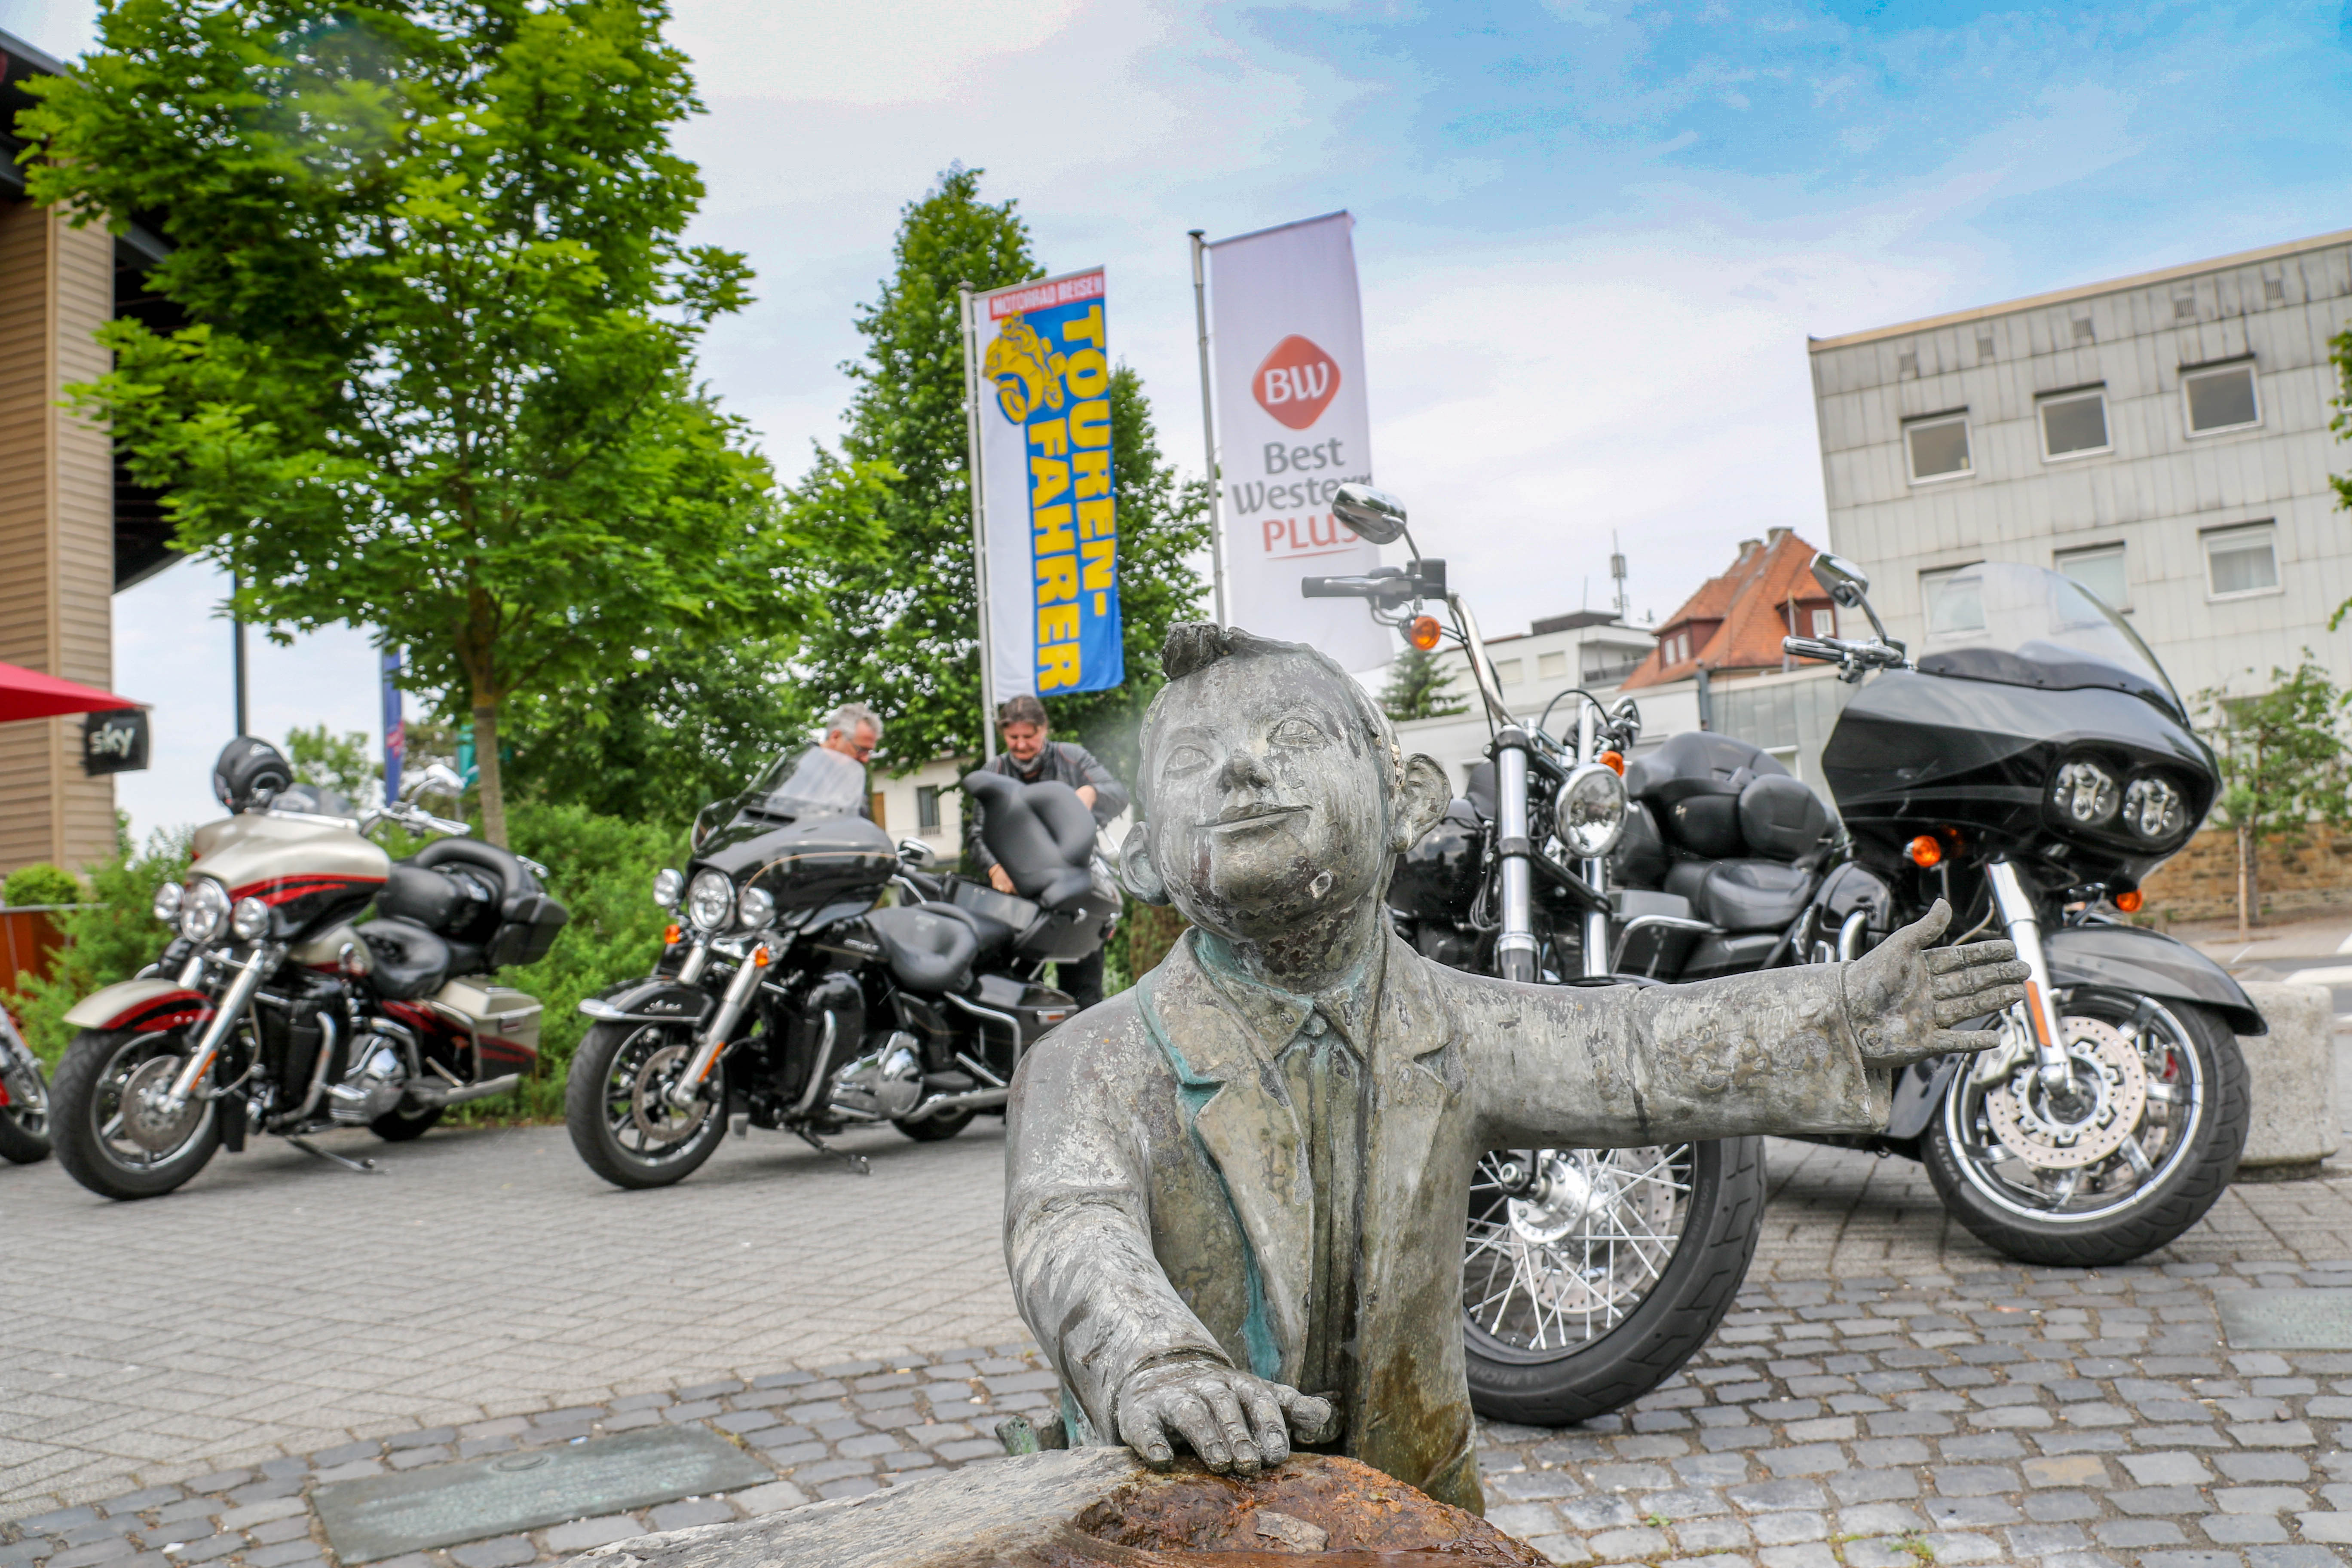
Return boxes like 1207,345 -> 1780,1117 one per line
427,977 -> 543,1075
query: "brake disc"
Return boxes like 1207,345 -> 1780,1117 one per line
1984,1016 -> 2147,1171
1509,1148 -> 1679,1312
119,1056 -> 205,1155
628,1044 -> 709,1148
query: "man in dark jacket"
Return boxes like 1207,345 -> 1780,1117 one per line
968,695 -> 1130,1007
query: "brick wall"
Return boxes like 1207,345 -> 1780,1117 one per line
2139,820 -> 2352,923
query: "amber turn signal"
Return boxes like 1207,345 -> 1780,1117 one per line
2114,888 -> 2144,913
1907,834 -> 1943,869
663,923 -> 683,946
1407,615 -> 1443,651
1599,750 -> 1625,776
752,945 -> 772,968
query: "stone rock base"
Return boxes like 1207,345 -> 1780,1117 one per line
581,1449 -> 1544,1568
2236,981 -> 2341,1175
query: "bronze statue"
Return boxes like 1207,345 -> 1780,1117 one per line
1004,625 -> 2025,1514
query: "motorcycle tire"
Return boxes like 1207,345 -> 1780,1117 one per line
1923,994 -> 2246,1268
565,1020 -> 729,1190
369,1104 -> 444,1142
1464,1136 -> 1765,1427
0,1061 -> 50,1164
51,1029 -> 221,1200
893,1108 -> 974,1142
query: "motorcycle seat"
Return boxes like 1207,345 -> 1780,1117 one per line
964,771 -> 1097,911
356,917 -> 453,1000
863,903 -> 980,995
1665,859 -> 1816,933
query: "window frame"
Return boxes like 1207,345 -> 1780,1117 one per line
1537,650 -> 1567,681
1492,657 -> 1523,686
1902,411 -> 1974,485
2201,523 -> 2282,602
916,784 -> 941,833
2037,386 -> 2112,462
1810,607 -> 1835,637
2181,360 -> 2261,438
2054,543 -> 2129,612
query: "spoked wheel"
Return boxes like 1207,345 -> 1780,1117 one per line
0,1049 -> 52,1164
564,1020 -> 729,1189
50,1029 -> 221,1200
1462,1137 -> 1764,1425
1924,992 -> 2246,1266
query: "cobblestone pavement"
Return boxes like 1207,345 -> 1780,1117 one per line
12,1121 -> 2352,1567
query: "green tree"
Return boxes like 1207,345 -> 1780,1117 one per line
1379,642 -> 1469,723
14,823 -> 191,1060
2197,655 -> 2352,937
285,724 -> 382,806
797,168 -> 1207,777
21,0 -> 872,847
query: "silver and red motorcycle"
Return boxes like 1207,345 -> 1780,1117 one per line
49,738 -> 569,1200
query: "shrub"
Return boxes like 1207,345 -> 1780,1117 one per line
3,862 -> 84,908
14,826 -> 191,1063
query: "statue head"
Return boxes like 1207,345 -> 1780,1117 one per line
1121,624 -> 1451,948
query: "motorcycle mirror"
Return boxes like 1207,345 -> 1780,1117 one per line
1332,484 -> 1409,546
403,761 -> 466,802
1810,552 -> 1872,609
897,837 -> 940,870
1610,695 -> 1643,743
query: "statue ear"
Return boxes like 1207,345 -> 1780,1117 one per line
1393,753 -> 1452,852
1118,821 -> 1169,905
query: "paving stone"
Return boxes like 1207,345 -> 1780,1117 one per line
540,1516 -> 646,1553
245,1544 -> 326,1568
646,1500 -> 735,1531
446,1536 -> 535,1568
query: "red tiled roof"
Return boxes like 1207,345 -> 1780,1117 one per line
1623,529 -> 1831,689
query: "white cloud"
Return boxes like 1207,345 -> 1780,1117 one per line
667,0 -> 1090,106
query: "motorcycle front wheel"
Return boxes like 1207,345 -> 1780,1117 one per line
0,1052 -> 52,1164
564,1020 -> 729,1190
1923,992 -> 2246,1267
51,1029 -> 221,1200
1462,1136 -> 1764,1426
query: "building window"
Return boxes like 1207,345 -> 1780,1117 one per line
917,785 -> 941,832
1492,658 -> 1522,686
1920,565 -> 1986,636
2056,545 -> 2128,611
2203,524 -> 2280,599
1810,607 -> 1834,637
1538,651 -> 1566,680
2183,361 -> 2260,435
2039,389 -> 2110,460
1904,414 -> 1972,483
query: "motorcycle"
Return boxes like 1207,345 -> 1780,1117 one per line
1304,483 -> 1767,1428
49,738 -> 570,1200
1760,553 -> 2255,1265
563,742 -> 1118,1188
0,1002 -> 51,1164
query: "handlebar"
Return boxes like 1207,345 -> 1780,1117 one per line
1782,634 -> 1908,682
1301,567 -> 1420,609
363,799 -> 472,839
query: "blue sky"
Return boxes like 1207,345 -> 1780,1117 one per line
5,0 -> 2350,834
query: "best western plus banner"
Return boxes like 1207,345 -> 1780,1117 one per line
1207,212 -> 1390,673
975,267 -> 1123,707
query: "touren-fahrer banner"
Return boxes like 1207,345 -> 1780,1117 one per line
1203,212 -> 1390,674
969,268 -> 1124,711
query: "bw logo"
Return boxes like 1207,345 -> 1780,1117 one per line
1252,334 -> 1341,431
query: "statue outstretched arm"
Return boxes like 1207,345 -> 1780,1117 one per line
1464,901 -> 2025,1147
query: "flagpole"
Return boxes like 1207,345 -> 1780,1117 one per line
959,283 -> 998,763
1188,230 -> 1228,627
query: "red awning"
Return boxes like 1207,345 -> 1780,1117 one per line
0,661 -> 139,723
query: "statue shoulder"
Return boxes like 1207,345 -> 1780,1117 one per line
1015,988 -> 1163,1092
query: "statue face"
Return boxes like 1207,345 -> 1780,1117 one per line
1142,653 -> 1390,939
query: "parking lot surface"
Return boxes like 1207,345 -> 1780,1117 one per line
8,1119 -> 2352,1568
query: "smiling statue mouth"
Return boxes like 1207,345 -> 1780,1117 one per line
1208,802 -> 1304,829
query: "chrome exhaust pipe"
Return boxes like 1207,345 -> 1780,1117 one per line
898,1087 -> 1009,1123
403,1072 -> 523,1109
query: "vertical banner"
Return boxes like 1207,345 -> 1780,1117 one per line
1205,212 -> 1390,672
972,267 -> 1123,708
380,648 -> 404,803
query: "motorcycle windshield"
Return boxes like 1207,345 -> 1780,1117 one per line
750,744 -> 867,816
1916,562 -> 2185,718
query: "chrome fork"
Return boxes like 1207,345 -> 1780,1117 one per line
1983,861 -> 2073,1094
667,935 -> 782,1107
163,945 -> 277,1110
1493,727 -> 1538,983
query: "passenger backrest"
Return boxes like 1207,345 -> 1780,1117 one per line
963,771 -> 1096,910
1738,773 -> 1833,863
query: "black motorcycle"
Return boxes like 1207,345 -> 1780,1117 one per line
1307,484 -> 1767,1429
563,744 -> 1118,1188
0,1001 -> 50,1164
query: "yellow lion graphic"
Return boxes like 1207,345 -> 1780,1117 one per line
985,318 -> 1066,423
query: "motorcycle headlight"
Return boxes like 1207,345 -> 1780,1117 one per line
151,881 -> 183,925
686,869 -> 735,932
1556,762 -> 1628,858
2049,760 -> 2119,827
652,867 -> 684,909
178,878 -> 230,944
736,884 -> 775,931
230,897 -> 272,942
2122,774 -> 2188,842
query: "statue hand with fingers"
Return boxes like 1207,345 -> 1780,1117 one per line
1843,897 -> 2031,1069
1114,1357 -> 1336,1476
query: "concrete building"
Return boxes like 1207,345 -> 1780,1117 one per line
1810,228 -> 2352,708
0,30 -> 177,877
